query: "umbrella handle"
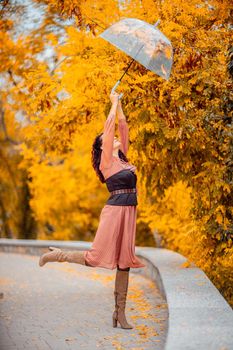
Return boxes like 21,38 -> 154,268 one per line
111,80 -> 124,100
111,80 -> 120,92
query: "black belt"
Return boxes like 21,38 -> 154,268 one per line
110,188 -> 137,195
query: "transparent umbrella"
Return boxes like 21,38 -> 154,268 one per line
99,18 -> 173,98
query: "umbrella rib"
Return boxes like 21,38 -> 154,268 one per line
119,42 -> 145,82
119,58 -> 135,81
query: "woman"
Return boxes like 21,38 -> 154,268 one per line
39,91 -> 146,329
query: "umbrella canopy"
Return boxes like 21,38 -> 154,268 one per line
99,17 -> 173,84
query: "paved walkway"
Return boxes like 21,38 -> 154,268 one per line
0,252 -> 168,350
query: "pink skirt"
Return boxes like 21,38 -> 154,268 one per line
83,205 -> 145,270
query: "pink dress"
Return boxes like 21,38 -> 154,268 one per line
83,113 -> 145,270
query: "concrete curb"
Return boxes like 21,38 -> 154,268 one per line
0,239 -> 233,350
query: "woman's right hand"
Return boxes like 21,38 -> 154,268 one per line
110,91 -> 120,104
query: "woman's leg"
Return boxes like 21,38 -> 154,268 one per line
113,265 -> 133,329
39,247 -> 90,267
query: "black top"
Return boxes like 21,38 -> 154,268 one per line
105,169 -> 138,206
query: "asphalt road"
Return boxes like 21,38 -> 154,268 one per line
0,252 -> 168,350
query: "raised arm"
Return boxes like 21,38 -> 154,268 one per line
100,93 -> 119,169
117,100 -> 129,155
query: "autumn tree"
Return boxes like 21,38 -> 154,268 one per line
1,0 -> 232,304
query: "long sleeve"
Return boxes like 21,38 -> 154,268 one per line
100,113 -> 116,169
118,118 -> 129,155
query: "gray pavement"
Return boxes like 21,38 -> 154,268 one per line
0,252 -> 168,350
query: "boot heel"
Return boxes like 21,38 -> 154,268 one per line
112,315 -> 117,327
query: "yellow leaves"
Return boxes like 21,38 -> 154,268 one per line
180,259 -> 196,268
222,183 -> 231,194
24,115 -> 107,239
179,141 -> 185,149
25,65 -> 58,92
217,52 -> 226,65
60,27 -> 89,56
17,142 -> 40,168
46,33 -> 58,46
215,205 -> 225,215
193,171 -> 206,179
214,205 -> 230,227
196,85 -> 204,92
133,73 -> 157,85
216,212 -> 223,225
164,45 -> 173,59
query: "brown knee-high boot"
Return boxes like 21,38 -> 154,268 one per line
39,247 -> 87,267
112,267 -> 133,329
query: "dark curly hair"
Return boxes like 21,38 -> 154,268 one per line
92,132 -> 129,183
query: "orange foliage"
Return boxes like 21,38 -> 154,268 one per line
0,0 -> 232,305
